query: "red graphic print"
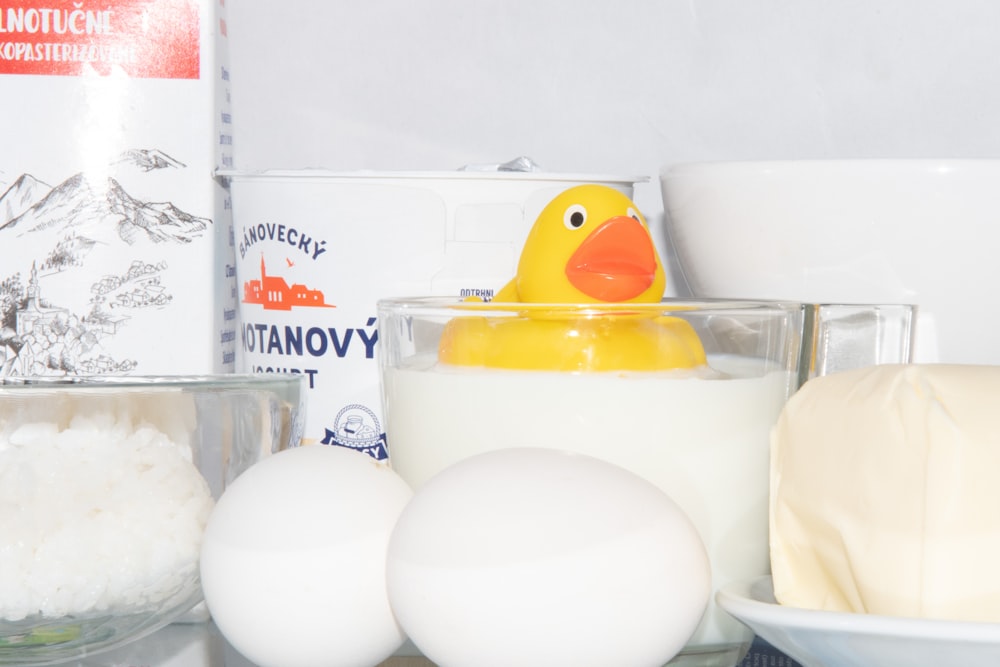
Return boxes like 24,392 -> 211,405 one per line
243,256 -> 335,311
0,0 -> 201,79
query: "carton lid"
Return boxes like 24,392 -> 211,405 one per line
216,169 -> 648,186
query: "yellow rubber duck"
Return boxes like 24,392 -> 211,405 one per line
439,184 -> 707,371
495,184 -> 666,304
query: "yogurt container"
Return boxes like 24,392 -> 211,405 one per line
223,170 -> 645,454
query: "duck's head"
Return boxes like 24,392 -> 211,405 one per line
506,184 -> 666,303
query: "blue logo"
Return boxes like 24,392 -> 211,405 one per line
321,403 -> 388,461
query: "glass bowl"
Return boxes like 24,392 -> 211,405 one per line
0,374 -> 305,666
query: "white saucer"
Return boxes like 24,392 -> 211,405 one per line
716,576 -> 1000,667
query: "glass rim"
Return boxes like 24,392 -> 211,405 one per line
378,296 -> 861,316
0,373 -> 304,392
377,296 -> 917,314
377,296 -> 808,310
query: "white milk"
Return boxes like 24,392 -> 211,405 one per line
383,354 -> 793,653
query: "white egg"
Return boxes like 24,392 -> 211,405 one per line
386,447 -> 711,667
199,444 -> 413,667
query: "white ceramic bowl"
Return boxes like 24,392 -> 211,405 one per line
660,159 -> 1000,364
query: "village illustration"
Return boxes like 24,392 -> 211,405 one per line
0,150 -> 209,376
242,253 -> 334,311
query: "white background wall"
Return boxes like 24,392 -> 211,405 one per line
226,0 -> 1000,293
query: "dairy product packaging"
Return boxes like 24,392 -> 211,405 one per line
0,0 -> 236,377
223,170 -> 644,455
771,364 -> 1000,622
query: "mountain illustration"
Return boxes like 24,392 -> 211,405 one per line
0,153 -> 212,377
0,174 -> 52,226
115,148 -> 187,172
0,172 -> 209,245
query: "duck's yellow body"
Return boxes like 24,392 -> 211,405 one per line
439,312 -> 706,372
439,185 -> 707,371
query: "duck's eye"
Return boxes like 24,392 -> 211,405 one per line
564,204 -> 587,230
627,207 -> 642,223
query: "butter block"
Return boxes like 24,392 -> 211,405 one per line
770,364 -> 1000,621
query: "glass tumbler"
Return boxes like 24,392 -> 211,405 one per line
378,297 -> 809,667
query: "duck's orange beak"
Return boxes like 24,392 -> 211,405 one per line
565,216 -> 658,302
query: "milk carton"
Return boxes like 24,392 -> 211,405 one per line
0,0 -> 236,376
